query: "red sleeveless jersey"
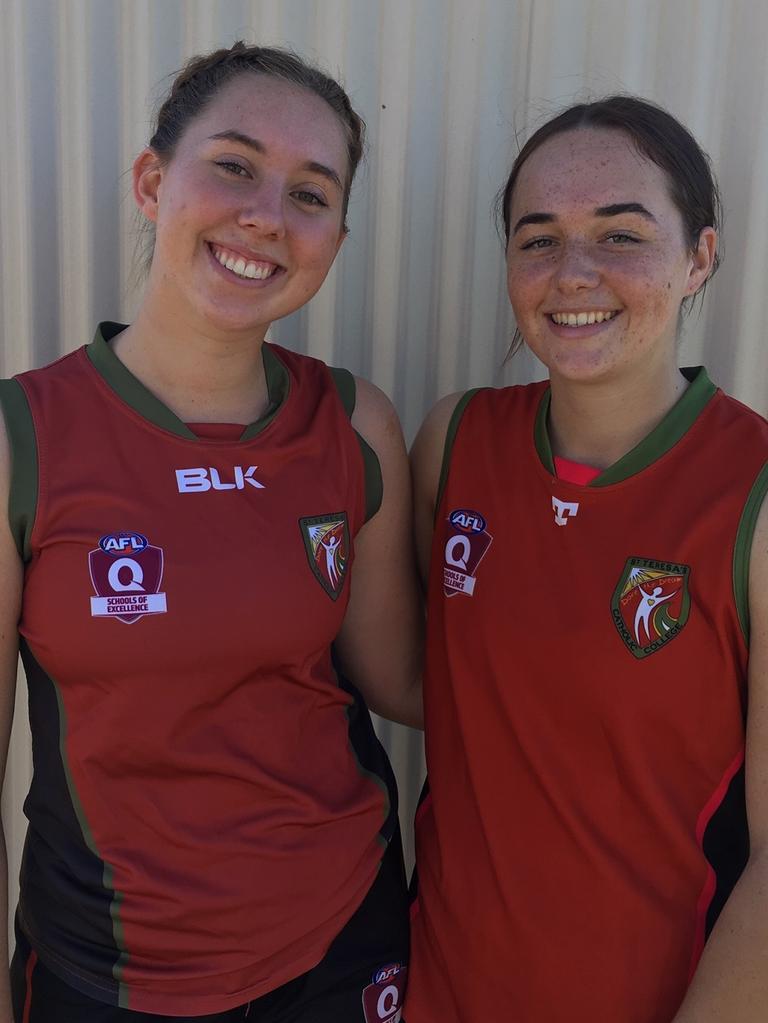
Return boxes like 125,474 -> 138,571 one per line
407,369 -> 768,1023
4,325 -> 396,1015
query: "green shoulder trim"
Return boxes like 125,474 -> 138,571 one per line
592,368 -> 716,487
328,367 -> 382,524
733,461 -> 768,645
328,365 -> 356,417
0,379 -> 38,561
435,389 -> 484,519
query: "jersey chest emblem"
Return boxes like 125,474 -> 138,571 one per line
299,512 -> 350,600
611,556 -> 691,658
443,508 -> 493,597
89,531 -> 168,624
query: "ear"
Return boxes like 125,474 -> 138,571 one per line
133,148 -> 164,223
333,223 -> 348,259
684,226 -> 717,296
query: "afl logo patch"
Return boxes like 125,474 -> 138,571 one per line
99,531 -> 148,555
362,963 -> 407,1023
89,532 -> 168,624
443,508 -> 493,597
449,509 -> 487,534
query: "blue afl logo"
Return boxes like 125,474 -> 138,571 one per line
373,963 -> 401,985
449,509 -> 486,534
99,531 -> 148,556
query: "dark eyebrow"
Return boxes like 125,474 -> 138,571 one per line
208,130 -> 343,191
513,202 -> 657,236
512,212 -> 555,235
594,202 -> 656,221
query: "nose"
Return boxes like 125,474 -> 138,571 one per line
553,242 -> 600,294
238,181 -> 286,239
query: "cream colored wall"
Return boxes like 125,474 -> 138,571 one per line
1,0 -> 767,924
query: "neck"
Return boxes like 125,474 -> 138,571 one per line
112,297 -> 271,425
547,362 -> 688,470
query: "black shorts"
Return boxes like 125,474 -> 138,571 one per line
11,834 -> 409,1023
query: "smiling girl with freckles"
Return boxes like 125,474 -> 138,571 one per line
406,96 -> 768,1023
0,42 -> 420,1023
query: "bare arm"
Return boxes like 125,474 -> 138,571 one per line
333,378 -> 423,729
0,414 -> 22,1019
410,393 -> 463,590
672,491 -> 768,1021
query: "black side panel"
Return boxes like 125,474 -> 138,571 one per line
408,777 -> 430,903
19,641 -> 122,1004
702,761 -> 750,939
333,654 -> 399,847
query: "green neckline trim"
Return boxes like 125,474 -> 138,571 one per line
87,322 -> 289,441
533,390 -> 555,474
534,367 -> 717,486
733,461 -> 768,644
0,380 -> 38,561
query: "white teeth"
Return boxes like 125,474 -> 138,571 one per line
213,246 -> 276,280
551,310 -> 615,326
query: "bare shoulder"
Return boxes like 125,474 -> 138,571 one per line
746,486 -> 768,849
749,485 -> 768,622
349,376 -> 403,456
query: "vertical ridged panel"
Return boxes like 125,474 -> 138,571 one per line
2,0 -> 768,925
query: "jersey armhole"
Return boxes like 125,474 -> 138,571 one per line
733,460 -> 768,645
328,366 -> 383,524
0,379 -> 38,562
434,389 -> 484,521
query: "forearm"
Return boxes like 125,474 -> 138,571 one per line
673,853 -> 768,1022
368,675 -> 423,730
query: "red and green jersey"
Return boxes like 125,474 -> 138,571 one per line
406,368 -> 768,1023
0,323 -> 398,1015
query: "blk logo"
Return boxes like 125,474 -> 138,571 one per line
175,466 -> 265,493
552,496 -> 579,526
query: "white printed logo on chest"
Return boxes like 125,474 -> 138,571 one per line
175,466 -> 265,492
552,496 -> 580,526
89,531 -> 167,624
443,509 -> 493,597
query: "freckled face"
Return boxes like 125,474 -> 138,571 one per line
505,128 -> 704,385
140,74 -> 349,337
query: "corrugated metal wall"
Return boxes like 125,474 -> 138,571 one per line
2,0 -> 767,917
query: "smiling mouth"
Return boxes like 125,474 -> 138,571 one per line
549,310 -> 618,326
209,243 -> 282,281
